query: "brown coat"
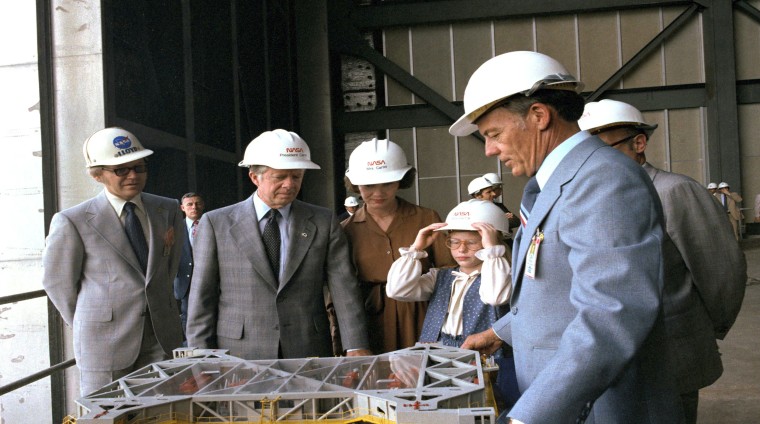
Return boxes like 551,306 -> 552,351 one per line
342,197 -> 455,353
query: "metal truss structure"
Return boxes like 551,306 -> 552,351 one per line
70,344 -> 497,424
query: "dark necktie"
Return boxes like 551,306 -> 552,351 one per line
262,209 -> 281,278
519,176 -> 540,227
124,202 -> 149,273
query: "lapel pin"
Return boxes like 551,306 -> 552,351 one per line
301,233 -> 308,237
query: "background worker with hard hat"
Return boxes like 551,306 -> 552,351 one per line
338,196 -> 360,221
343,138 -> 455,354
452,51 -> 681,423
468,174 -> 520,239
185,129 -> 370,359
386,199 -> 520,409
579,99 -> 747,424
42,127 -> 186,396
715,182 -> 744,240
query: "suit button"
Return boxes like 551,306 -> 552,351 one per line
511,306 -> 518,314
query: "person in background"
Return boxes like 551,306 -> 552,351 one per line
468,175 -> 520,245
174,192 -> 205,338
580,99 -> 747,423
42,127 -> 185,396
338,196 -> 360,221
452,51 -> 681,423
707,182 -> 718,195
186,129 -> 370,359
342,138 -> 455,354
715,182 -> 744,240
386,199 -> 519,410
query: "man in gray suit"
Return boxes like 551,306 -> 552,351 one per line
579,99 -> 747,423
186,129 -> 370,359
453,51 -> 682,423
43,127 -> 185,396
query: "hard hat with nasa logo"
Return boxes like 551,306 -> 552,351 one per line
707,182 -> 718,190
579,99 -> 658,137
467,177 -> 492,196
449,51 -> 584,137
436,199 -> 509,234
239,129 -> 320,169
344,196 -> 359,207
345,138 -> 413,185
82,127 -> 153,167
718,182 -> 730,189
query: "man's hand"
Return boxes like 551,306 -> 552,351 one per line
346,349 -> 372,357
461,328 -> 503,355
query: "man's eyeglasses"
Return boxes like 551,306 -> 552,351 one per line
608,135 -> 637,148
445,238 -> 481,251
101,165 -> 148,177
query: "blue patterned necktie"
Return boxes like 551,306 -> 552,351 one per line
519,177 -> 540,227
124,202 -> 148,273
262,209 -> 281,278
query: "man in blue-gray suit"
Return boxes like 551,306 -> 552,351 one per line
186,130 -> 370,360
454,51 -> 682,423
579,99 -> 747,424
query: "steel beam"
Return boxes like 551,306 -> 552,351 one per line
349,0 -> 695,29
335,84 -> 708,132
734,0 -> 760,24
587,3 -> 702,101
703,0 -> 742,190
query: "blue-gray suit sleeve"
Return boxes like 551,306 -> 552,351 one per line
42,212 -> 84,326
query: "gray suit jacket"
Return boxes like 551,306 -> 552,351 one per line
185,196 -> 369,359
643,162 -> 746,393
43,191 -> 185,371
494,136 -> 682,423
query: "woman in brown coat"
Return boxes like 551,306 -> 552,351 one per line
342,138 -> 454,354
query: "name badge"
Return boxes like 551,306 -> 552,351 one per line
524,228 -> 543,279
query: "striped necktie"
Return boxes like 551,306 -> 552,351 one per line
519,177 -> 540,227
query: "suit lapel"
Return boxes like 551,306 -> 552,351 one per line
514,137 -> 605,287
229,197 -> 279,289
281,200 -> 316,289
86,191 -> 143,274
143,194 -> 170,282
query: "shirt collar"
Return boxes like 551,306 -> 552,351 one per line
535,130 -> 590,189
253,191 -> 292,222
104,190 -> 144,216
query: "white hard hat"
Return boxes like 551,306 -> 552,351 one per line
345,138 -> 413,185
449,51 -> 584,136
344,196 -> 359,207
467,177 -> 492,196
239,129 -> 320,169
707,182 -> 718,189
718,182 -> 730,189
482,172 -> 503,186
579,99 -> 658,137
82,127 -> 153,167
436,199 -> 509,234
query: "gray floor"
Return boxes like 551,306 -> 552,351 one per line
698,244 -> 760,423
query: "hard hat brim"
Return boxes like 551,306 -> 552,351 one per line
88,148 -> 154,167
345,165 -> 412,186
238,160 -> 321,169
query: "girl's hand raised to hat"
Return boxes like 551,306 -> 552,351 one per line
471,222 -> 500,248
412,222 -> 447,251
